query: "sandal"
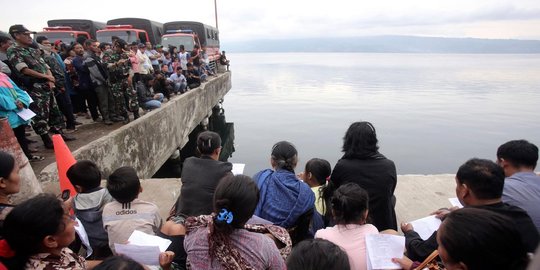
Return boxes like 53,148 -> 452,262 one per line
29,155 -> 45,162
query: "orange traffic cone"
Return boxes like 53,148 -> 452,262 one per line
52,134 -> 77,199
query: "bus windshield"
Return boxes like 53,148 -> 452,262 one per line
97,30 -> 138,43
161,36 -> 195,51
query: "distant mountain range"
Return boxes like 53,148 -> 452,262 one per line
225,35 -> 540,53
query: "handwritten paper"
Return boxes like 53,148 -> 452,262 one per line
128,230 -> 171,252
449,197 -> 464,208
232,163 -> 245,175
409,215 -> 441,240
16,108 -> 36,121
366,234 -> 405,269
115,243 -> 161,266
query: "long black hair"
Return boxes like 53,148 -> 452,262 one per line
342,121 -> 379,159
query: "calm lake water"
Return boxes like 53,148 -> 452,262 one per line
220,53 -> 540,176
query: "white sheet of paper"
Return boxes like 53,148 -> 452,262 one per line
409,215 -> 441,240
449,197 -> 464,208
16,108 -> 36,121
365,234 -> 405,269
127,230 -> 171,252
74,217 -> 93,257
232,163 -> 245,175
114,243 -> 161,266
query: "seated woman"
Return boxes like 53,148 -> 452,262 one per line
299,158 -> 331,216
393,208 -> 530,270
299,158 -> 331,233
327,121 -> 397,231
3,194 -> 99,269
253,141 -> 315,244
172,131 -> 233,218
135,74 -> 164,110
315,183 -> 378,270
184,175 -> 287,269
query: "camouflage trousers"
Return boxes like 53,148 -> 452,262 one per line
109,82 -> 127,116
124,81 -> 139,113
28,83 -> 65,135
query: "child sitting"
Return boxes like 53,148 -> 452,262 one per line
67,160 -> 114,259
102,166 -> 162,254
299,158 -> 331,216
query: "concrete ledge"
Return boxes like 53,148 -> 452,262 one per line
39,72 -> 232,183
394,174 -> 456,223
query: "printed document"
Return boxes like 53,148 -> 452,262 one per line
366,234 -> 405,269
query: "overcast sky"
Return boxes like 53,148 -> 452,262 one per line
2,0 -> 540,44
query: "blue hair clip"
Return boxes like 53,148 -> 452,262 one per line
217,208 -> 234,224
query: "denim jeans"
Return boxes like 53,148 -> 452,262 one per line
142,93 -> 164,110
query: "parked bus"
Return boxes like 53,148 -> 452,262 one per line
97,18 -> 163,45
35,19 -> 105,44
161,21 -> 220,63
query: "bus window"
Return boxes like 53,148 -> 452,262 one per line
138,32 -> 147,43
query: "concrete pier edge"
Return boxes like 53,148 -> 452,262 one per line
38,72 -> 232,184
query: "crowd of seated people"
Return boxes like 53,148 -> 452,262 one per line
0,24 -> 228,162
0,116 -> 539,269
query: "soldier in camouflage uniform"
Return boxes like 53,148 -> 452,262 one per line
36,36 -> 78,131
106,39 -> 139,123
7,25 -> 73,148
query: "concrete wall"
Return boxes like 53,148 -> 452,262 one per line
39,72 -> 232,183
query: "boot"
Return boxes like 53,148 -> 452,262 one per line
133,109 -> 140,120
50,128 -> 76,141
40,134 -> 54,149
123,112 -> 130,124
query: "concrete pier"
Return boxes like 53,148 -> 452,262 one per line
38,72 -> 232,184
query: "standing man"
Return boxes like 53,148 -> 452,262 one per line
497,139 -> 540,232
107,39 -> 138,123
138,43 -> 153,76
83,39 -> 113,125
190,44 -> 200,67
36,36 -> 78,131
0,34 -> 13,75
72,43 -> 100,121
7,25 -> 74,148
